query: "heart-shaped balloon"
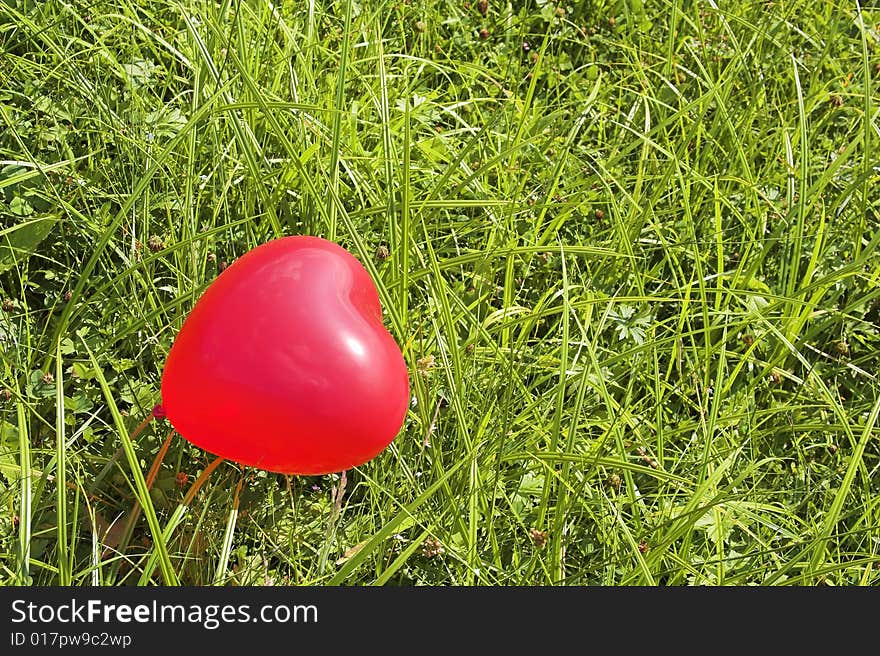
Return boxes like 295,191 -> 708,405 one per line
160,236 -> 410,475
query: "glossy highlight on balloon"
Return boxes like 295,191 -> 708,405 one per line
160,236 -> 410,475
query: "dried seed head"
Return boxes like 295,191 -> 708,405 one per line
595,209 -> 604,219
608,15 -> 616,27
0,388 -> 11,401
636,446 -> 658,469
477,0 -> 488,16
63,290 -> 72,302
421,537 -> 444,558
605,473 -> 622,491
219,261 -> 228,272
829,94 -> 844,108
529,528 -> 548,548
638,540 -> 649,554
770,370 -> 782,385
479,28 -> 490,39
207,253 -> 216,262
742,334 -> 754,347
555,6 -> 565,17
834,339 -> 849,356
2,298 -> 14,312
414,20 -> 426,33
416,354 -> 436,376
41,372 -> 54,386
147,234 -> 165,252
375,244 -> 390,260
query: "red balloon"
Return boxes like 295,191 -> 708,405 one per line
160,236 -> 410,475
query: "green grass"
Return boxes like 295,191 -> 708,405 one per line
1,0 -> 878,585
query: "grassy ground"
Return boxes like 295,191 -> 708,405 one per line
1,0 -> 878,586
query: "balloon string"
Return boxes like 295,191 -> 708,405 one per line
89,405 -> 163,496
117,428 -> 177,559
146,429 -> 176,488
182,456 -> 225,506
128,414 -> 155,442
